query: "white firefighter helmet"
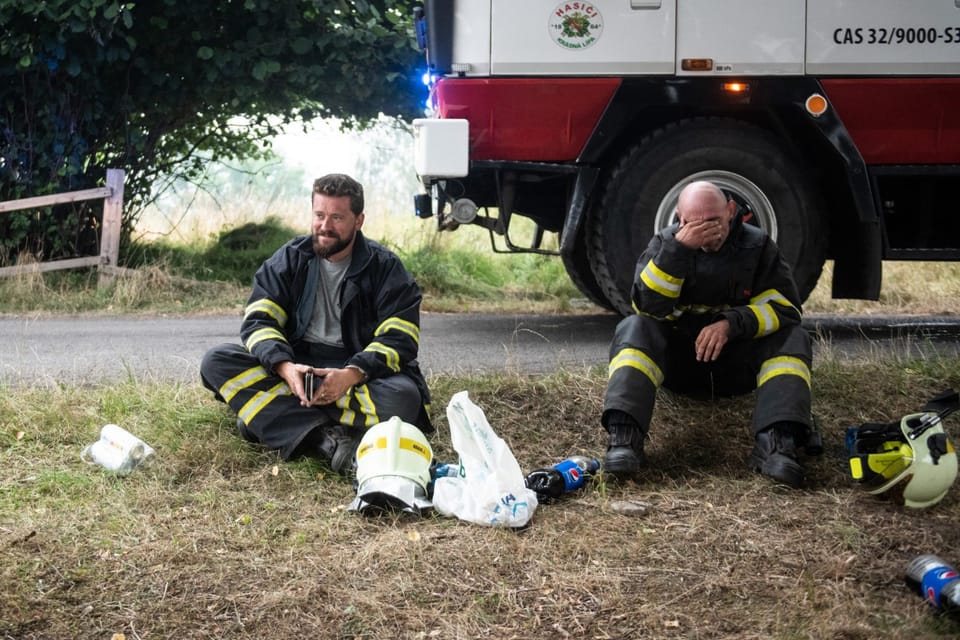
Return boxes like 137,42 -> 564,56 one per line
348,415 -> 433,515
847,411 -> 958,509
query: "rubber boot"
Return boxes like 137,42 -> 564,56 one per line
749,422 -> 805,488
316,424 -> 361,475
603,417 -> 647,477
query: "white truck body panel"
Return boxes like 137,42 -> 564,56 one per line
807,0 -> 960,75
445,0 -> 960,77
676,0 -> 805,75
451,0 -> 493,76
489,0 -> 675,75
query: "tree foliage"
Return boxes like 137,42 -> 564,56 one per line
0,0 -> 424,262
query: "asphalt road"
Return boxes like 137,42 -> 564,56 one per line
1,312 -> 957,386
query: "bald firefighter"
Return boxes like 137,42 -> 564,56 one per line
201,173 -> 432,473
603,181 -> 814,487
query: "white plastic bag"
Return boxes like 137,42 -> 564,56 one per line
432,391 -> 538,527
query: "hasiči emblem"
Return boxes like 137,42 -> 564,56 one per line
549,2 -> 603,50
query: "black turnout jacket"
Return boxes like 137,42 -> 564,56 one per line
240,231 -> 433,433
631,213 -> 803,340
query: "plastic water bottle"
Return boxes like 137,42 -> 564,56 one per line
524,455 -> 601,501
905,554 -> 960,614
433,461 -> 463,479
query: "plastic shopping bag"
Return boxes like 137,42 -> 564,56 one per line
432,391 -> 538,527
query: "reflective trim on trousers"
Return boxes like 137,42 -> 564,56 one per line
238,380 -> 293,426
609,347 -> 664,388
757,355 -> 811,389
219,365 -> 270,403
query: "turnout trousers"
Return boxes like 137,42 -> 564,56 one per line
200,343 -> 422,459
604,314 -> 812,434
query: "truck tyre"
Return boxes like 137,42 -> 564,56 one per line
561,239 -> 615,311
586,119 -> 827,316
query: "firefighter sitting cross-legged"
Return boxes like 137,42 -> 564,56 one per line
200,173 -> 432,473
602,180 -> 814,487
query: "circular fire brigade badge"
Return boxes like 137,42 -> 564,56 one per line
549,2 -> 603,50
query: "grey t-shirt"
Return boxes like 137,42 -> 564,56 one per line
302,256 -> 351,346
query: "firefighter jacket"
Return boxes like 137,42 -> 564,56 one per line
631,213 -> 803,339
240,231 -> 433,433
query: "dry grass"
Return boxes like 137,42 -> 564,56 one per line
4,256 -> 957,318
3,348 -> 960,639
804,261 -> 960,317
0,264 -> 247,316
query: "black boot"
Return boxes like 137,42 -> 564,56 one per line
316,424 -> 361,475
603,412 -> 647,477
749,422 -> 805,488
236,418 -> 258,443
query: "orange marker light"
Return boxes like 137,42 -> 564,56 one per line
805,93 -> 828,117
681,58 -> 714,71
722,82 -> 749,93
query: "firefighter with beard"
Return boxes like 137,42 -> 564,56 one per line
602,181 -> 814,487
201,173 -> 432,473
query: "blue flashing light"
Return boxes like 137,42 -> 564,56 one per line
420,71 -> 440,87
415,66 -> 438,115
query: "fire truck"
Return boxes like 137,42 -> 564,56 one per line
410,0 -> 960,315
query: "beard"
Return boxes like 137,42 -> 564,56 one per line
312,231 -> 354,258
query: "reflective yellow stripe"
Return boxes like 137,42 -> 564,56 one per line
237,381 -> 291,425
747,289 -> 793,338
639,260 -> 683,298
748,302 -> 781,337
757,356 -> 810,389
750,288 -> 792,305
245,327 -> 287,351
336,391 -> 356,427
219,366 -> 269,403
364,342 -> 400,371
357,436 -> 431,462
849,456 -> 864,480
686,304 -> 728,315
750,289 -> 797,312
352,383 -> 379,427
609,348 -> 664,387
375,317 -> 420,344
632,304 -> 682,321
244,298 -> 288,327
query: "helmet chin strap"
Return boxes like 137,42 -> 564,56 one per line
908,405 -> 957,441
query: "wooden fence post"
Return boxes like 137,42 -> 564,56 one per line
98,169 -> 124,287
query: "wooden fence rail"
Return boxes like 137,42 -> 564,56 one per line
0,169 -> 124,286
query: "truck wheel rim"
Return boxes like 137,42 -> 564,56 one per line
653,170 -> 778,241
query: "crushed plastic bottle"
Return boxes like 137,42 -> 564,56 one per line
524,455 -> 600,501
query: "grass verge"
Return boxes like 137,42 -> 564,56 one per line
2,255 -> 959,317
2,347 -> 960,638
3,209 -> 960,316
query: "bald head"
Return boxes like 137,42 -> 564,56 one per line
677,181 -> 729,218
675,181 -> 737,252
